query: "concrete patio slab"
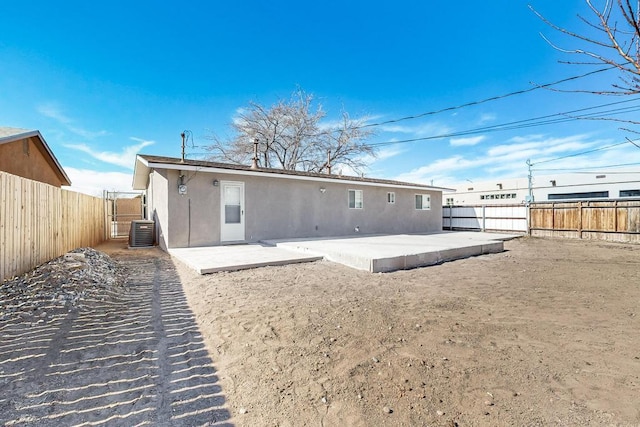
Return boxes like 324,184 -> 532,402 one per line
168,244 -> 323,274
263,231 -> 520,273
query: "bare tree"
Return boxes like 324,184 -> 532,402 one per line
206,89 -> 376,173
531,0 -> 640,95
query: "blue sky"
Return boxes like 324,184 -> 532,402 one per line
2,1 -> 640,194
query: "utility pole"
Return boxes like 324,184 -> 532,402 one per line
526,158 -> 533,236
526,158 -> 534,204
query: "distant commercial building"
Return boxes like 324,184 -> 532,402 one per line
445,171 -> 640,205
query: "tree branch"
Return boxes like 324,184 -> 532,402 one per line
531,1 -> 640,95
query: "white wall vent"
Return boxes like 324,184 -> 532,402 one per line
129,220 -> 155,248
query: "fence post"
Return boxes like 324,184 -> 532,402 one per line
449,206 -> 453,231
482,205 -> 486,232
578,201 -> 583,239
103,190 -> 109,241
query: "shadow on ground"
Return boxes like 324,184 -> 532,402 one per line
0,248 -> 232,426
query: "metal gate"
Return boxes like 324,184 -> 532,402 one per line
104,191 -> 146,238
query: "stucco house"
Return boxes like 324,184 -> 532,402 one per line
0,127 -> 71,187
132,154 -> 448,250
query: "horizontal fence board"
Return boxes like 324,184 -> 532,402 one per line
1,172 -> 105,281
529,200 -> 640,243
444,200 -> 640,243
443,204 -> 528,233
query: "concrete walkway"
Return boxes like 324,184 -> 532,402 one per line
169,232 -> 520,274
168,244 -> 323,274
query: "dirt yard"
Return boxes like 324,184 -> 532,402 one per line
175,237 -> 640,426
1,236 -> 638,426
0,244 -> 231,426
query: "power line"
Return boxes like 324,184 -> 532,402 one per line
533,162 -> 640,172
202,66 -> 637,168
626,137 -> 640,149
211,66 -> 626,153
530,140 -> 634,166
471,97 -> 640,131
364,97 -> 640,148
475,104 -> 640,134
355,66 -> 617,131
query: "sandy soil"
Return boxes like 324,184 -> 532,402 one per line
174,237 -> 640,426
1,237 -> 638,426
0,243 -> 231,426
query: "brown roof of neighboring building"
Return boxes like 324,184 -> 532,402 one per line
0,127 -> 71,186
134,154 -> 451,191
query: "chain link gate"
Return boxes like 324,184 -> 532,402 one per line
104,191 -> 146,239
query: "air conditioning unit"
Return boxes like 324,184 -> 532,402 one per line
129,220 -> 155,248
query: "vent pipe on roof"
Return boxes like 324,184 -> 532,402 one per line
180,132 -> 186,162
327,150 -> 332,175
251,138 -> 259,169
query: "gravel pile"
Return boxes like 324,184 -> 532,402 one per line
0,248 -> 128,322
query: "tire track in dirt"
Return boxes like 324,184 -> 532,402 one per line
150,257 -> 172,423
1,245 -> 233,426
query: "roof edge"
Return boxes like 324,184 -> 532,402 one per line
0,129 -> 71,186
134,154 -> 454,192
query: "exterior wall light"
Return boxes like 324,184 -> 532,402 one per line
213,179 -> 219,187
320,187 -> 326,193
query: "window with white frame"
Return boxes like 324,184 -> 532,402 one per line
387,192 -> 395,204
415,194 -> 431,210
348,189 -> 363,209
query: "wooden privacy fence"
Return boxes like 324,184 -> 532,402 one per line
529,200 -> 640,243
443,204 -> 528,233
1,171 -> 105,282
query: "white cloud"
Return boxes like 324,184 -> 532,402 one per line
450,135 -> 486,147
379,124 -> 414,133
65,137 -> 154,169
478,113 -> 496,124
486,141 -> 539,157
231,107 -> 249,126
508,134 -> 545,144
334,146 -> 405,178
393,133 -> 624,185
529,142 -> 640,174
394,155 -> 488,184
380,121 -> 453,137
375,146 -> 406,161
38,103 -> 73,124
490,134 -> 595,155
318,113 -> 383,131
63,167 -> 135,196
38,102 -> 107,139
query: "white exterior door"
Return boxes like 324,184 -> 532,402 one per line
220,181 -> 245,242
